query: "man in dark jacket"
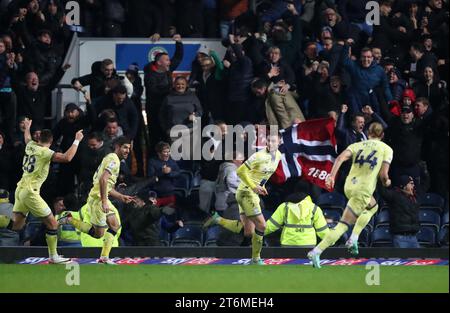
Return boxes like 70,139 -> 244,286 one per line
379,173 -> 429,248
52,101 -> 96,196
15,64 -> 69,129
94,85 -> 139,140
372,0 -> 411,64
144,34 -> 184,152
15,21 -> 62,87
123,190 -> 179,246
258,46 -> 296,91
223,37 -> 254,124
72,59 -> 120,100
385,105 -> 427,184
266,6 -> 303,68
336,104 -> 388,152
406,43 -> 438,83
341,45 -> 393,114
76,132 -> 111,200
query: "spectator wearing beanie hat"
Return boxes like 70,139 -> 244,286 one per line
378,173 -> 430,248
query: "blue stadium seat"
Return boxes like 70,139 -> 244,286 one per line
317,192 -> 347,210
438,226 -> 448,247
358,227 -> 371,247
174,170 -> 193,191
171,224 -> 203,247
159,222 -> 171,246
204,226 -> 221,246
185,189 -> 200,209
323,209 -> 341,223
377,197 -> 389,212
419,210 -> 441,233
442,212 -> 449,227
366,215 -> 376,232
375,210 -> 390,228
419,193 -> 445,213
0,229 -> 19,246
23,221 -> 43,242
371,226 -> 393,247
417,226 -> 437,247
191,172 -> 202,189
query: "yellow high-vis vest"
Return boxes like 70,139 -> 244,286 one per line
56,211 -> 81,244
265,196 -> 329,247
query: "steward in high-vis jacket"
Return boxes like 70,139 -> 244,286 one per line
265,194 -> 329,247
56,211 -> 82,247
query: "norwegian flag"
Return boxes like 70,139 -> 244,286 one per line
267,118 -> 338,191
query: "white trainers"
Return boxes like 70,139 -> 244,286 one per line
345,238 -> 359,256
98,257 -> 117,265
48,255 -> 72,264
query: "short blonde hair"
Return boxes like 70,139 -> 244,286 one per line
368,122 -> 384,139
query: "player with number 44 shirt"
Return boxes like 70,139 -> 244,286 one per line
307,123 -> 392,268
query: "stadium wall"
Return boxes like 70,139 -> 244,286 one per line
0,247 -> 447,264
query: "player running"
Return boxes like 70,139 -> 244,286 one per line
307,122 -> 392,268
59,137 -> 136,264
204,132 -> 282,265
0,119 -> 83,264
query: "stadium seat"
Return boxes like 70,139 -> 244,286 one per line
184,189 -> 200,209
204,226 -> 221,246
174,171 -> 193,191
371,226 -> 393,247
191,172 -> 202,189
419,193 -> 445,213
375,210 -> 390,228
376,196 -> 389,212
317,192 -> 347,210
442,212 -> 449,227
419,210 -> 441,233
174,189 -> 189,203
358,227 -> 371,247
171,224 -> 203,247
23,221 -> 43,242
366,215 -> 376,232
417,226 -> 437,247
159,223 -> 171,247
0,229 -> 19,246
438,226 -> 449,247
323,209 -> 341,223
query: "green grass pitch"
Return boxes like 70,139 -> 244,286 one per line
0,265 -> 448,293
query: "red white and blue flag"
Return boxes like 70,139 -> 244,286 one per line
270,118 -> 338,191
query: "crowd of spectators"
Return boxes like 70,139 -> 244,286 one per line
0,0 -> 448,247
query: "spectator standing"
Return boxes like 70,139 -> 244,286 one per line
147,142 -> 180,207
379,174 -> 429,248
144,35 -> 184,153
